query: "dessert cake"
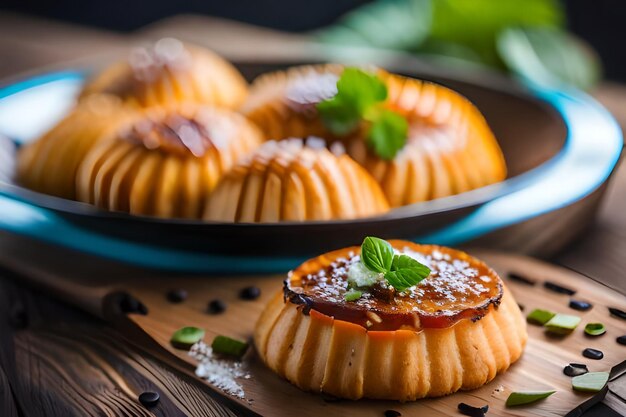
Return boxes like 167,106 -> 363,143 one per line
79,38 -> 248,109
255,238 -> 527,400
203,138 -> 390,222
16,94 -> 138,199
241,65 -> 506,206
76,104 -> 262,218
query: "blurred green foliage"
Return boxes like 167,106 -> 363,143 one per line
318,0 -> 600,90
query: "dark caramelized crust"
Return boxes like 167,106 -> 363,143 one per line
285,241 -> 503,331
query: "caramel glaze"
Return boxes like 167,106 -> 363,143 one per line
122,112 -> 214,158
284,241 -> 503,331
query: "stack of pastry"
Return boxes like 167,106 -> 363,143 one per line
17,42 -> 507,221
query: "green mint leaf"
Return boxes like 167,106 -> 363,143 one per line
506,390 -> 556,407
170,326 -> 205,350
544,313 -> 581,335
317,96 -> 361,135
572,372 -> 609,392
336,67 -> 387,113
211,335 -> 249,358
344,288 -> 363,302
366,109 -> 408,160
317,68 -> 387,134
360,236 -> 394,273
526,308 -> 556,325
385,254 -> 431,291
584,322 -> 606,336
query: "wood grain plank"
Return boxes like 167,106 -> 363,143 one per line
0,363 -> 19,417
0,276 -> 238,417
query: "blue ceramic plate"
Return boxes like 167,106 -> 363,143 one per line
0,64 -> 622,273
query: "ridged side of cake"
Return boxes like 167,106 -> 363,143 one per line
203,139 -> 390,222
16,94 -> 137,200
255,285 -> 527,400
75,106 -> 261,218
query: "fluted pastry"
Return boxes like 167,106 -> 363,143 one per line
241,65 -> 506,206
255,241 -> 527,400
204,138 -> 390,222
76,104 -> 262,218
348,73 -> 507,206
80,38 -> 248,110
17,94 -> 137,199
240,64 -> 344,140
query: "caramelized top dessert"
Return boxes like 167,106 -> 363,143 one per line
80,38 -> 248,109
285,240 -> 503,331
75,104 -> 261,218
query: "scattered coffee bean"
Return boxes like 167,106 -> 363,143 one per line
569,300 -> 592,311
608,307 -> 626,320
384,410 -> 401,417
544,281 -> 576,295
167,289 -> 188,303
8,304 -> 28,329
617,335 -> 626,346
517,304 -> 525,311
564,363 -> 589,377
458,402 -> 489,417
507,273 -> 536,286
138,391 -> 160,407
208,299 -> 227,314
119,295 -> 148,315
582,348 -> 604,360
240,286 -> 261,300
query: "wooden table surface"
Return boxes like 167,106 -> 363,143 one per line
0,12 -> 624,417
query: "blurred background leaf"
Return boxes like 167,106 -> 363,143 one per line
318,0 -> 602,90
497,27 -> 601,90
318,0 -> 431,50
429,0 -> 564,67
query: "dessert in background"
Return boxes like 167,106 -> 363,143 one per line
204,138 -> 389,222
80,38 -> 249,109
76,104 -> 261,218
16,43 -> 508,222
17,94 -> 138,199
241,65 -> 506,206
255,238 -> 527,400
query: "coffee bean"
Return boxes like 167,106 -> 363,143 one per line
569,300 -> 592,311
208,299 -> 227,314
240,286 -> 261,300
544,281 -> 576,295
138,391 -> 159,407
167,289 -> 188,303
582,348 -> 603,360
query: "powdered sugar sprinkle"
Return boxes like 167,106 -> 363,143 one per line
189,341 -> 250,399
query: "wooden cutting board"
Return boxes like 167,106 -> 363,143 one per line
0,237 -> 624,417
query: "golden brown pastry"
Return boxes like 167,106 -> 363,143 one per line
80,38 -> 248,109
240,64 -> 344,140
241,65 -> 506,206
76,104 -> 262,218
17,94 -> 137,199
203,138 -> 390,222
348,73 -> 507,206
255,240 -> 527,400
